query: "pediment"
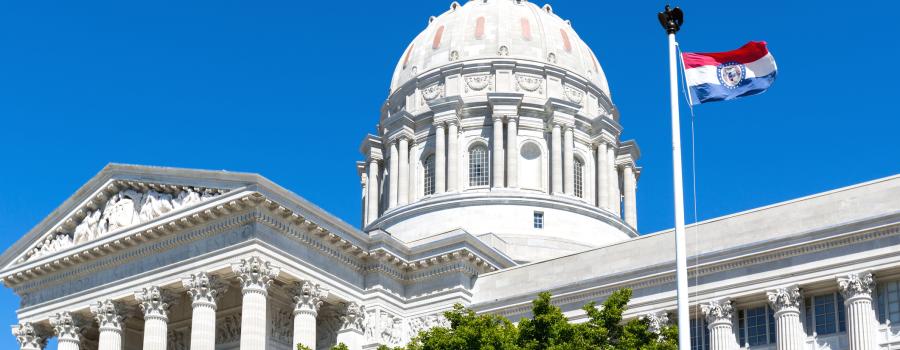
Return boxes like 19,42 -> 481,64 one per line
0,164 -> 264,269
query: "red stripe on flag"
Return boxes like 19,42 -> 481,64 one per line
682,41 -> 769,69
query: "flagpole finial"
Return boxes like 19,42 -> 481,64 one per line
658,5 -> 684,34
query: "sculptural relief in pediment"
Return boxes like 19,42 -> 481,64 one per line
23,185 -> 224,263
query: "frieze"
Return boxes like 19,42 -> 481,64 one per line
464,74 -> 493,92
563,85 -> 584,103
270,306 -> 293,344
421,83 -> 444,101
168,327 -> 189,350
515,74 -> 543,93
216,312 -> 242,344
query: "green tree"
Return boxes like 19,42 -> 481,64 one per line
388,288 -> 676,350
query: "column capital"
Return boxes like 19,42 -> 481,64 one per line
232,256 -> 280,294
641,311 -> 670,334
339,302 -> 366,333
12,322 -> 49,349
135,286 -> 175,321
767,285 -> 802,313
837,270 -> 875,300
701,298 -> 734,325
183,272 -> 228,308
291,281 -> 329,316
90,299 -> 129,333
50,311 -> 85,343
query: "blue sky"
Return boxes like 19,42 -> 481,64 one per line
1,0 -> 897,346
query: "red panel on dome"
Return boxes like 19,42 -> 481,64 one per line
560,29 -> 571,52
402,43 -> 414,68
521,18 -> 532,41
433,26 -> 445,49
475,17 -> 485,39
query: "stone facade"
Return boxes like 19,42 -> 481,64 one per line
2,2 -> 899,350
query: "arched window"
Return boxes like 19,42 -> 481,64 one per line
423,155 -> 436,196
469,144 -> 489,187
574,158 -> 585,198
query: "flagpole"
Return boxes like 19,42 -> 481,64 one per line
658,5 -> 690,349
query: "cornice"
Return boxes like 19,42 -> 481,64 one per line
472,220 -> 900,319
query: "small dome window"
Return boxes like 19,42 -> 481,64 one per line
433,26 -> 445,49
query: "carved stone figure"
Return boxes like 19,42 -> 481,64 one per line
139,190 -> 174,222
73,210 -> 101,244
100,190 -> 143,234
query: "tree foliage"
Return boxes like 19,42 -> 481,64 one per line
377,289 -> 677,350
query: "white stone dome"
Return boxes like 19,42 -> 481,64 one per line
390,0 -> 611,99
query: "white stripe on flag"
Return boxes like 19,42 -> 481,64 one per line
684,53 -> 777,86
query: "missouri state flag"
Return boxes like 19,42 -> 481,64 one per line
682,41 -> 777,105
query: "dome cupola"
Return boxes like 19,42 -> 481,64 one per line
358,0 -> 641,263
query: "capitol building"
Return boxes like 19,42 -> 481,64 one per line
3,1 -> 899,350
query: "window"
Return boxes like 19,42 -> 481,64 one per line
805,292 -> 846,335
423,155 -> 435,196
533,212 -> 544,229
468,145 -> 489,187
690,318 -> 709,350
737,306 -> 776,346
877,280 -> 900,323
574,158 -> 584,198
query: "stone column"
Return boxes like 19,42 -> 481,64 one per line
641,311 -> 669,337
50,312 -> 83,350
767,285 -> 805,350
335,302 -> 366,350
434,123 -> 446,194
551,123 -> 563,194
596,142 -> 608,209
12,322 -> 48,350
607,146 -> 619,213
232,256 -> 280,350
623,165 -> 637,229
366,159 -> 380,224
291,281 -> 328,350
506,117 -> 518,188
702,298 -> 735,350
90,300 -> 126,350
492,116 -> 505,188
838,271 -> 877,350
408,140 -> 418,202
136,286 -> 173,350
388,140 -> 399,209
563,126 -> 575,196
447,121 -> 459,192
183,272 -> 227,350
398,137 -> 410,206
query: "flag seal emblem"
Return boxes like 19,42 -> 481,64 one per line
716,62 -> 746,88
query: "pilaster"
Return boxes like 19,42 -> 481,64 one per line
336,302 -> 366,350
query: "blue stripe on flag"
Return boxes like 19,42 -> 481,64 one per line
689,71 -> 777,106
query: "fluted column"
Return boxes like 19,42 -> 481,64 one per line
366,160 -> 380,224
50,312 -> 83,350
388,141 -> 399,209
767,285 -> 805,350
506,117 -> 518,188
408,140 -> 418,202
623,165 -> 637,229
607,146 -> 619,213
335,302 -> 366,350
91,300 -> 126,350
563,126 -> 575,195
398,137 -> 410,206
13,322 -> 48,350
136,286 -> 173,350
434,123 -> 446,194
447,121 -> 459,192
838,271 -> 877,350
492,116 -> 505,188
232,256 -> 280,350
291,281 -> 328,350
596,142 -> 608,209
551,124 -> 563,194
183,272 -> 227,350
702,299 -> 735,350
